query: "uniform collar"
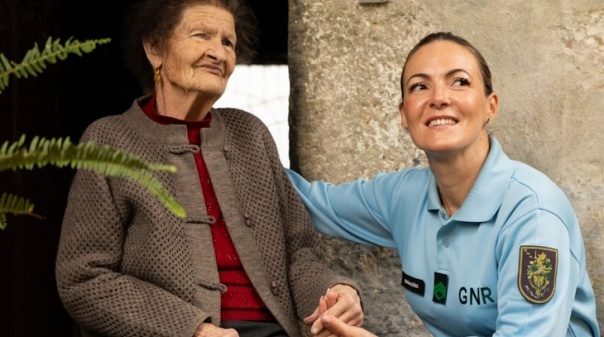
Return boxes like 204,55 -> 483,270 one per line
427,136 -> 513,223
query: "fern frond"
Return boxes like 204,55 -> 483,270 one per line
0,193 -> 37,230
0,36 -> 111,94
0,135 -> 186,219
0,135 -> 175,173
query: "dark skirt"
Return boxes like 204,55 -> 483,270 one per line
221,320 -> 289,337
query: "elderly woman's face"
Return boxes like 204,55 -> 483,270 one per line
399,40 -> 497,156
160,5 -> 236,100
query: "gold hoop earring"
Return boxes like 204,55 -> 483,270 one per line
154,67 -> 161,85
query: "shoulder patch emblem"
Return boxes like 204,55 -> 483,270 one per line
518,245 -> 557,304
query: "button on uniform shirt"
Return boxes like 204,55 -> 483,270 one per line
287,137 -> 600,337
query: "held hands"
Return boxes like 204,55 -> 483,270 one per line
304,284 -> 364,337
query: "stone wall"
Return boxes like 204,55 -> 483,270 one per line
288,0 -> 604,335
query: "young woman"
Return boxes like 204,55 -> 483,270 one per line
287,32 -> 600,337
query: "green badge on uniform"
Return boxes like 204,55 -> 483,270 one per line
433,272 -> 448,305
518,245 -> 557,304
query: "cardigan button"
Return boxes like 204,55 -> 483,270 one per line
243,213 -> 252,227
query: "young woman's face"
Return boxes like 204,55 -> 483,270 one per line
155,5 -> 237,101
399,40 -> 498,157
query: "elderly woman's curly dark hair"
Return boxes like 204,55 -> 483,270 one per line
121,0 -> 259,93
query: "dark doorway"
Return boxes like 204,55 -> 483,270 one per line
0,1 -> 287,336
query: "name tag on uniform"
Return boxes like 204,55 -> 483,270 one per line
402,272 -> 425,296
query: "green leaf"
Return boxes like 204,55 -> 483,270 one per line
0,36 -> 112,93
0,135 -> 186,226
0,192 -> 37,229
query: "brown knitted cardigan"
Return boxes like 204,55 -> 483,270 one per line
55,95 -> 360,337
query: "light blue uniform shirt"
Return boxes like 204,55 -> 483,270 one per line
287,137 -> 600,337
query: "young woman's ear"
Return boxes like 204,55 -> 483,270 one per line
399,101 -> 408,129
487,92 -> 499,122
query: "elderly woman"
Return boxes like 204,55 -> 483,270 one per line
287,32 -> 600,337
55,1 -> 363,337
